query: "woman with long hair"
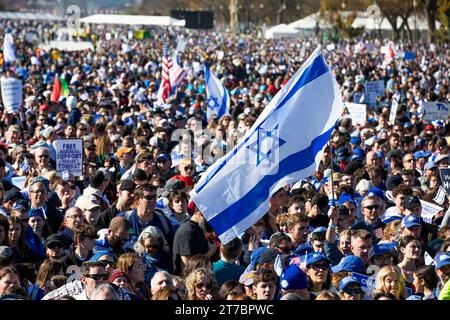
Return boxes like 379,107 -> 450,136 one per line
116,252 -> 150,300
397,235 -> 422,285
375,265 -> 406,300
0,215 -> 9,246
8,216 -> 36,264
185,268 -> 219,300
35,259 -> 64,295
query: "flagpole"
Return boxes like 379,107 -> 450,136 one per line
328,140 -> 335,203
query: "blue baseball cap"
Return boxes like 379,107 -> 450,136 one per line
369,243 -> 396,259
338,192 -> 356,206
305,252 -> 330,267
435,252 -> 450,269
331,255 -> 365,273
280,264 -> 308,290
401,215 -> 422,229
338,276 -> 361,291
89,251 -> 115,263
424,161 -> 437,170
414,150 -> 431,160
352,147 -> 365,158
292,243 -> 314,256
350,136 -> 361,145
382,214 -> 402,225
29,208 -> 45,220
366,187 -> 385,201
156,153 -> 171,162
311,227 -> 327,234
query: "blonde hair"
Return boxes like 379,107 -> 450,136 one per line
374,265 -> 406,299
315,292 -> 340,300
185,268 -> 219,300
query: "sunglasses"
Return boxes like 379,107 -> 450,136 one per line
38,154 -> 49,158
364,205 -> 381,211
98,260 -> 115,267
143,195 -> 157,201
48,243 -> 63,249
310,263 -> 329,271
343,288 -> 364,295
184,166 -> 194,171
87,274 -> 109,281
195,282 -> 212,290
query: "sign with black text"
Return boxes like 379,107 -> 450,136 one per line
439,168 -> 450,195
55,139 -> 83,177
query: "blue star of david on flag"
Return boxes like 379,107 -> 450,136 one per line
247,125 -> 286,166
207,96 -> 219,111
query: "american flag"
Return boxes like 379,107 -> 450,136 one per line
158,42 -> 172,104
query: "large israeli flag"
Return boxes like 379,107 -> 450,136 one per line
3,30 -> 16,65
204,64 -> 230,120
190,47 -> 343,244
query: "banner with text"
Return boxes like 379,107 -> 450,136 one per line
439,168 -> 450,195
55,139 -> 83,177
423,102 -> 450,121
365,80 -> 385,106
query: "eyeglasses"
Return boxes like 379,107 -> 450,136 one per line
184,166 -> 194,171
66,214 -> 83,219
310,263 -> 329,271
195,282 -> 212,290
86,274 -> 109,281
343,288 -> 364,295
38,154 -> 49,158
143,194 -> 157,201
364,205 -> 381,211
30,189 -> 46,194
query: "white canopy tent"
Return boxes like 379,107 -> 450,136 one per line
289,11 -> 440,33
264,24 -> 300,39
0,11 -> 63,21
80,14 -> 185,27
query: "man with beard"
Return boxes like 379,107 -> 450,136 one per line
120,184 -> 173,248
94,216 -> 132,256
172,205 -> 218,276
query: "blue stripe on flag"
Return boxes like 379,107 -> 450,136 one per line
195,53 -> 328,194
209,124 -> 335,236
218,87 -> 228,119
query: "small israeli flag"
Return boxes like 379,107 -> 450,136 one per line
204,63 -> 230,121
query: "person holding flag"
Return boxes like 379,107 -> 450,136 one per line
191,46 -> 343,245
204,63 -> 230,121
157,42 -> 173,105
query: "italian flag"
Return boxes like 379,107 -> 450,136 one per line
50,74 -> 69,102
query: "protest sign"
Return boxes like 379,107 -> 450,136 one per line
365,80 -> 384,105
1,77 -> 22,113
422,102 -> 450,121
389,98 -> 399,125
344,102 -> 367,125
176,38 -> 187,52
420,200 -> 443,224
55,139 -> 83,177
439,168 -> 450,195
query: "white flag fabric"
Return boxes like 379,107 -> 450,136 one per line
204,64 -> 230,121
3,31 -> 16,65
191,46 -> 343,244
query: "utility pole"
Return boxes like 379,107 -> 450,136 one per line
230,0 -> 238,33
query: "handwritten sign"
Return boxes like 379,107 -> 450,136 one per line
344,103 -> 367,125
365,80 -> 384,106
420,200 -> 443,224
1,77 -> 22,113
55,139 -> 83,177
423,102 -> 450,121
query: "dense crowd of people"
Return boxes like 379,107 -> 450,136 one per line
0,18 -> 449,300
